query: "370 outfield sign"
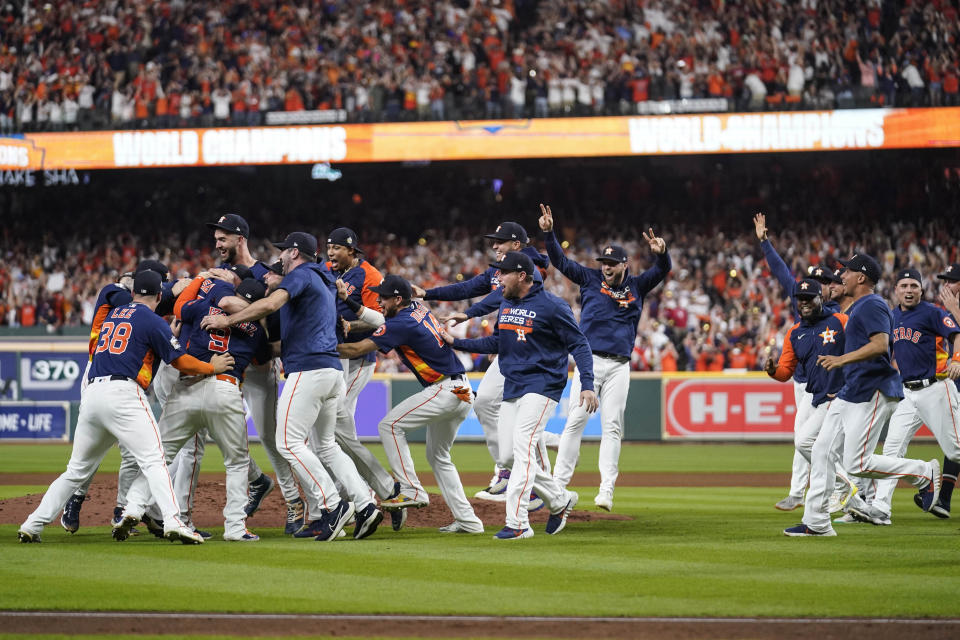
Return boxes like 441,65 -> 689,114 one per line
1,107 -> 958,170
663,377 -> 798,439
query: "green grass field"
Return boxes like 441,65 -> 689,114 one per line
2,441 -> 959,628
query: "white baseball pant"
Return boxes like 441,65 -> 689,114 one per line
124,375 -> 252,538
243,360 -> 300,502
21,379 -> 186,535
276,368 -> 373,517
335,358 -> 395,499
788,381 -> 813,499
554,355 -> 629,495
377,376 -> 482,528
500,393 -> 572,530
873,381 -> 960,515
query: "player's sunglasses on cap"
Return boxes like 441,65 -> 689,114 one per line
134,259 -> 169,282
206,213 -> 250,238
484,221 -> 529,244
133,270 -> 163,296
936,263 -> 960,282
794,278 -> 822,299
266,261 -> 283,275
236,278 -> 267,302
808,265 -> 841,284
273,232 -> 318,258
369,274 -> 412,299
895,268 -> 923,285
228,263 -> 253,281
839,253 -> 882,284
327,227 -> 363,252
597,245 -> 628,264
490,250 -> 535,274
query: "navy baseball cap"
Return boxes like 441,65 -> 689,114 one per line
227,264 -> 253,281
794,278 -> 822,299
895,268 -> 922,285
808,265 -> 841,284
839,253 -> 882,284
135,259 -> 169,282
484,222 -> 529,244
266,260 -> 283,275
491,250 -> 535,275
206,213 -> 250,238
133,270 -> 163,296
597,245 -> 629,264
236,278 -> 267,302
273,232 -> 318,258
327,227 -> 363,252
369,274 -> 412,299
937,263 -> 960,282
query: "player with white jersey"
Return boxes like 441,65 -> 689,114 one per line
450,251 -> 597,540
785,254 -> 941,537
336,274 -> 484,534
861,268 -> 960,525
539,204 -> 670,511
18,271 -> 233,544
202,231 -> 382,541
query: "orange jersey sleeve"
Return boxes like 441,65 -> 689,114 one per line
772,323 -> 799,382
359,261 -> 383,309
174,276 -> 205,319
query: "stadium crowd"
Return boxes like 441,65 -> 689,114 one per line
2,0 -> 959,133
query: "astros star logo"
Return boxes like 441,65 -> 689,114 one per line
820,328 -> 837,344
219,215 -> 226,223
605,247 -> 614,255
800,282 -> 810,290
815,268 -> 823,276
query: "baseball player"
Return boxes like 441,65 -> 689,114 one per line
202,231 -> 382,541
326,227 -> 398,502
116,277 -> 272,542
784,254 -> 940,537
539,204 -> 671,511
754,213 -> 843,511
336,274 -> 484,534
862,268 -> 960,525
18,271 -> 233,544
929,263 -> 960,517
411,221 -> 551,502
449,251 -> 597,540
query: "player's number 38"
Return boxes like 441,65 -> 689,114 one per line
95,321 -> 133,355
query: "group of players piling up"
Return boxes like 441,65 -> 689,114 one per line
17,204 -> 670,543
756,213 -> 960,536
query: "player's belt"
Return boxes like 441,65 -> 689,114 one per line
903,377 -> 938,391
179,373 -> 240,386
593,351 -> 630,364
88,375 -> 133,384
215,374 -> 240,386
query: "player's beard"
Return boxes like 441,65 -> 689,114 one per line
222,246 -> 237,264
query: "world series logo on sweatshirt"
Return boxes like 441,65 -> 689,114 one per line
499,308 -> 535,341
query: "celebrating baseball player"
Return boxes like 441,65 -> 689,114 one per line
449,250 -> 597,540
336,274 -> 484,534
539,203 -> 671,511
864,268 -> 960,525
784,254 -> 940,537
19,270 -> 234,544
201,231 -> 383,541
931,263 -> 960,517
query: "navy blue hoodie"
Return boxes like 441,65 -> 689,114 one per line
425,246 -> 548,306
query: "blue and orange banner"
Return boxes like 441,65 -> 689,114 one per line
1,107 -> 959,171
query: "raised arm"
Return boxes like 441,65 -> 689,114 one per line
423,272 -> 492,302
539,203 -> 592,286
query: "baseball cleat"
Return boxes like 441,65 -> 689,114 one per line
164,525 -> 204,544
473,490 -> 507,502
832,513 -> 859,524
386,480 -> 401,501
848,504 -> 891,526
314,500 -> 355,542
60,494 -> 85,533
285,498 -> 306,535
913,492 -> 950,518
112,515 -> 140,542
546,491 -> 578,535
827,490 -> 844,514
140,514 -> 165,538
244,473 -> 276,517
774,495 -> 804,511
111,507 -> 140,537
439,521 -> 484,534
390,508 -> 408,532
919,459 -> 942,513
224,529 -> 260,542
352,503 -> 383,540
381,494 -> 428,510
293,518 -> 326,539
193,528 -> 212,539
594,491 -> 613,512
493,526 -> 533,540
487,468 -> 510,495
528,491 -> 545,512
17,529 -> 41,543
783,524 -> 837,537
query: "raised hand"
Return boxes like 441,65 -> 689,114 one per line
411,284 -> 426,299
642,228 -> 666,254
753,212 -> 768,241
538,203 -> 554,232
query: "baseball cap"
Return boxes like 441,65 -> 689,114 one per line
327,227 -> 363,252
135,259 -> 169,282
794,278 -> 822,299
936,263 -> 960,281
273,231 -> 318,258
133,270 -> 163,296
484,221 -> 529,244
839,253 -> 882,284
369,274 -> 413,299
895,268 -> 922,285
206,213 -> 250,238
227,264 -> 253,281
490,250 -> 535,275
236,278 -> 267,302
808,265 -> 841,284
266,260 -> 283,275
597,245 -> 629,264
